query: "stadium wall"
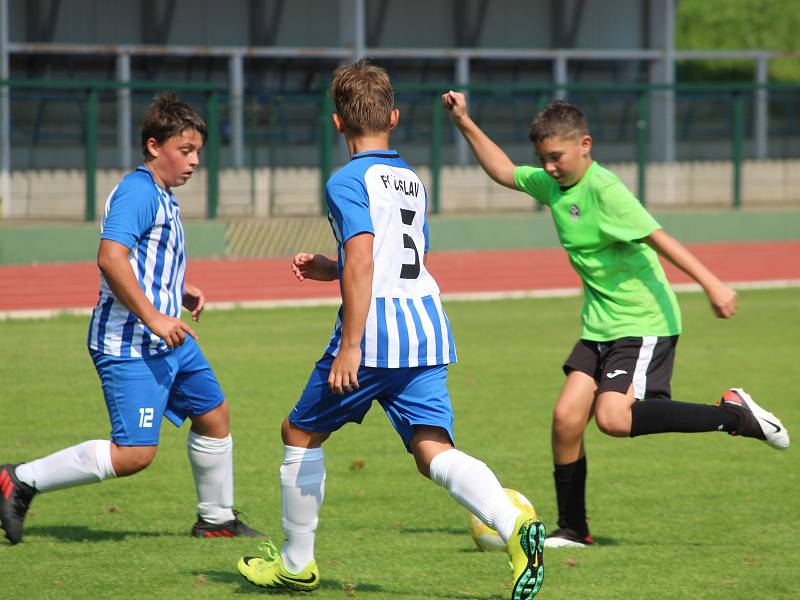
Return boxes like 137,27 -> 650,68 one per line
2,210 -> 799,266
5,160 -> 800,221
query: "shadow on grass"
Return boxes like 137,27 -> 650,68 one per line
26,525 -> 180,542
198,569 -> 385,595
590,535 -> 619,546
594,535 -> 719,547
398,526 -> 465,536
457,546 -> 500,554
452,535 -> 621,553
539,535 -> 619,547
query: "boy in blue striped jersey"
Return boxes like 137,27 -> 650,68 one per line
0,92 -> 262,544
236,60 -> 545,600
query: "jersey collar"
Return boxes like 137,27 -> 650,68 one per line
350,149 -> 399,161
136,164 -> 172,197
559,161 -> 597,195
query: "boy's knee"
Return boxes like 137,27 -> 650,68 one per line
410,427 -> 454,480
189,400 -> 230,438
552,404 -> 585,438
111,444 -> 157,477
281,417 -> 328,448
594,409 -> 631,437
414,456 -> 431,478
413,449 -> 444,479
594,391 -> 634,437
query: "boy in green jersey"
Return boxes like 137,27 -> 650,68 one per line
442,92 -> 790,548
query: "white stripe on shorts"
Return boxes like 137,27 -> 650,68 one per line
632,336 -> 658,400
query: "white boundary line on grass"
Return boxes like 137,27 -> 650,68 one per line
2,278 -> 799,321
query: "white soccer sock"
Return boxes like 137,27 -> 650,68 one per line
429,448 -> 520,542
14,440 -> 116,493
188,431 -> 235,525
280,445 -> 325,573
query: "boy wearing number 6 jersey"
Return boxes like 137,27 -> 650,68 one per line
237,60 -> 545,600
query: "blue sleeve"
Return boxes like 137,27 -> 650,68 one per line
101,177 -> 158,249
326,176 -> 374,244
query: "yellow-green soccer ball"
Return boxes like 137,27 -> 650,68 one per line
468,488 -> 537,551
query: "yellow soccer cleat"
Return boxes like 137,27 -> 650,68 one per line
237,540 -> 320,591
507,514 -> 545,600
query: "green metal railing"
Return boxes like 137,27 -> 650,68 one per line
1,79 -> 225,220
205,90 -> 221,219
397,81 -> 800,212
636,91 -> 649,204
319,91 -> 335,215
85,88 -> 98,221
2,79 -> 800,220
430,94 -> 443,215
732,91 -> 746,210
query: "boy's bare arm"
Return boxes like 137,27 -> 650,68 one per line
328,233 -> 374,395
97,239 -> 196,347
291,252 -> 338,282
644,228 -> 737,318
182,282 -> 205,322
442,90 -> 519,189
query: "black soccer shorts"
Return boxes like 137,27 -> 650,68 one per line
562,336 -> 678,400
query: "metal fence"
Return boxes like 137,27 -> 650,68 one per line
1,79 -> 799,220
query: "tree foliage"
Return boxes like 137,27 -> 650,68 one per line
676,0 -> 800,81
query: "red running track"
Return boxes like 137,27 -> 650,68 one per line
1,241 -> 799,313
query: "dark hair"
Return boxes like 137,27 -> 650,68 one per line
329,59 -> 394,135
528,100 -> 590,144
140,91 -> 208,159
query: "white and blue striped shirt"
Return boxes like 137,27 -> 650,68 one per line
87,166 -> 186,358
323,150 -> 456,368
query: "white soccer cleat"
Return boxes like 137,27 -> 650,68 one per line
543,527 -> 593,549
720,388 -> 790,450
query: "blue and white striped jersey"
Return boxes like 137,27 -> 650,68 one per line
87,166 -> 186,357
324,150 -> 457,368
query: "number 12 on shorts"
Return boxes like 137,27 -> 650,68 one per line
138,407 -> 154,428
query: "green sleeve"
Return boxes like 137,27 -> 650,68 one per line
513,166 -> 554,206
597,180 -> 661,242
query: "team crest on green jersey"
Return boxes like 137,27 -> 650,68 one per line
569,204 -> 580,222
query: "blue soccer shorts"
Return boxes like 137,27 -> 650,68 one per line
90,337 -> 225,446
289,354 -> 455,450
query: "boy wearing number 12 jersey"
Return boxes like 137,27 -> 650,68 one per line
237,60 -> 545,600
0,93 -> 263,546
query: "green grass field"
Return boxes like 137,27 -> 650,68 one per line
1,289 -> 798,599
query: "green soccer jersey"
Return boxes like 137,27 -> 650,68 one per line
514,161 -> 682,341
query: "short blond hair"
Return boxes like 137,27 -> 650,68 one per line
329,59 -> 394,135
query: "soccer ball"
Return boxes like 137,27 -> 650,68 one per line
468,488 -> 537,551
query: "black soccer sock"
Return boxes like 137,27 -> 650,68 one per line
630,399 -> 740,437
553,456 -> 588,536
